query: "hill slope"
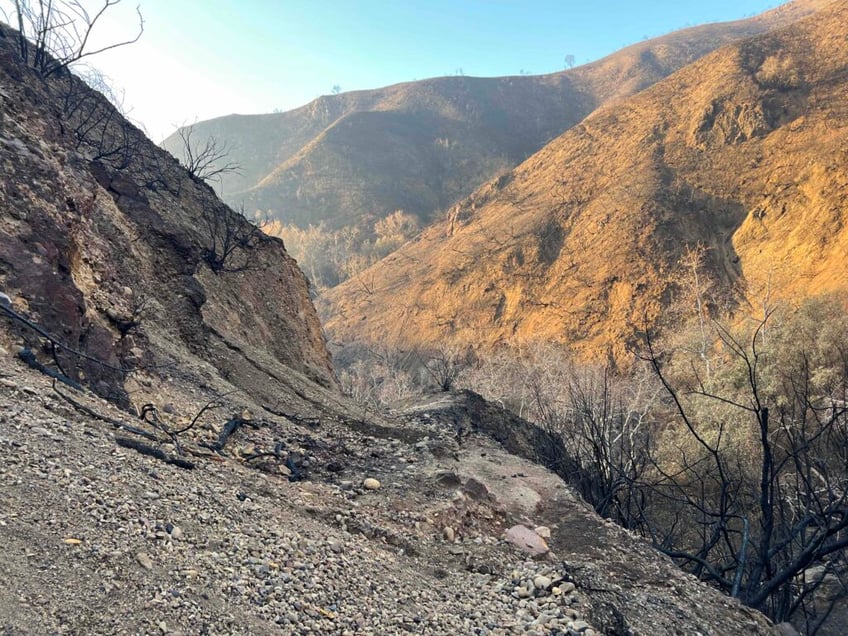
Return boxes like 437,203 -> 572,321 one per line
161,0 -> 830,231
0,16 -> 799,636
323,0 -> 848,361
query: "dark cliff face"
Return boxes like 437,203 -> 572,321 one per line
0,28 -> 335,401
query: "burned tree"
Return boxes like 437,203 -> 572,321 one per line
201,203 -> 266,274
175,122 -> 241,183
639,304 -> 848,630
4,0 -> 143,78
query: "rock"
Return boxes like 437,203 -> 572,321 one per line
569,620 -> 591,632
442,526 -> 455,542
121,286 -> 133,297
504,525 -> 549,557
533,575 -> 552,590
362,478 -> 381,491
135,552 -> 154,570
533,525 -> 551,539
169,525 -> 183,540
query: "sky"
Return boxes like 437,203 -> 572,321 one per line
5,0 -> 784,142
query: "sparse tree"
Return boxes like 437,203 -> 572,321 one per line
331,84 -> 341,95
175,121 -> 242,183
639,302 -> 848,629
564,54 -> 576,69
201,203 -> 266,274
421,342 -> 470,392
4,0 -> 143,78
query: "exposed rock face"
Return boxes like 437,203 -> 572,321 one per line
324,0 -> 848,362
0,29 -> 335,400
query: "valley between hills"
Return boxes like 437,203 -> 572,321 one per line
2,0 -> 848,635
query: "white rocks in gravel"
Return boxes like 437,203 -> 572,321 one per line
504,525 -> 549,556
442,526 -> 455,542
135,551 -> 154,570
362,478 -> 381,491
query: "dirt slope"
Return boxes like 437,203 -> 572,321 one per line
0,355 -> 781,635
323,0 -> 848,362
161,0 -> 829,231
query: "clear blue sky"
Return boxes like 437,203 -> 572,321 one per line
73,0 -> 784,141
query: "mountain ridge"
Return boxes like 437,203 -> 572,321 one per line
323,0 -> 848,361
162,0 -> 832,232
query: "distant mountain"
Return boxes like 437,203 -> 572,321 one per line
323,0 -> 848,361
161,0 -> 828,231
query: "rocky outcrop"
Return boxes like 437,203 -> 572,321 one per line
0,30 -> 335,404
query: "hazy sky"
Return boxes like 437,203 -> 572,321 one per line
26,0 -> 784,141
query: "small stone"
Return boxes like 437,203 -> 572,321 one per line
560,581 -> 576,594
533,526 -> 551,539
169,525 -> 183,540
362,478 -> 381,491
442,526 -> 455,542
570,620 -> 590,632
533,575 -> 552,590
135,552 -> 154,570
142,491 -> 160,500
31,427 -> 52,436
122,286 -> 133,297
